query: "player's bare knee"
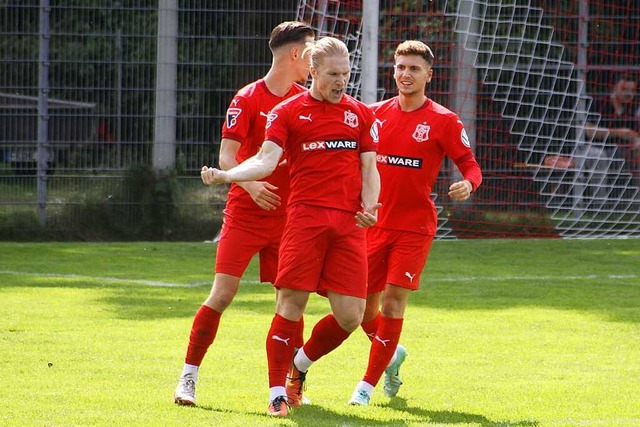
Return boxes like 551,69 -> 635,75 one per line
381,299 -> 406,318
334,308 -> 365,332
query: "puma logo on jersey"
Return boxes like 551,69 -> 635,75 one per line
299,114 -> 312,122
271,335 -> 290,346
259,111 -> 269,118
405,272 -> 416,282
374,335 -> 391,347
375,118 -> 387,128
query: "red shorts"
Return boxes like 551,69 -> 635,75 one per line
367,227 -> 433,294
215,212 -> 286,283
275,204 -> 367,298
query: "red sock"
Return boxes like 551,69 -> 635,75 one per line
185,305 -> 221,366
293,316 -> 305,349
363,316 -> 403,386
266,314 -> 299,388
360,311 -> 381,342
303,314 -> 351,362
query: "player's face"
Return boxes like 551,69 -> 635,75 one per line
394,55 -> 433,97
310,54 -> 351,104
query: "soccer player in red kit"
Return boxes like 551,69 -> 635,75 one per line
173,21 -> 315,406
201,36 -> 381,417
348,40 -> 483,406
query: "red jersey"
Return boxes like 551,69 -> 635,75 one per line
372,97 -> 482,235
265,92 -> 378,212
221,79 -> 306,217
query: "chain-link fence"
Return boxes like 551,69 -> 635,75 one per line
0,1 -> 298,239
1,1 -> 639,240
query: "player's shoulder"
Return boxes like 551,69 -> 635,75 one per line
369,97 -> 397,113
342,94 -> 374,115
427,98 -> 459,120
228,80 -> 266,111
235,79 -> 264,98
275,91 -> 307,110
269,92 -> 307,121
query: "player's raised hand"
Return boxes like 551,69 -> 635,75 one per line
448,180 -> 473,201
242,181 -> 281,211
355,202 -> 382,228
200,166 -> 227,185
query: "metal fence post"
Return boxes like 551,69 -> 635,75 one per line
361,0 -> 379,104
37,0 -> 50,226
153,0 -> 178,171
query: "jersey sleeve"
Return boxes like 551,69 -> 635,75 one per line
445,117 -> 483,191
359,105 -> 379,152
264,103 -> 289,150
221,94 -> 254,143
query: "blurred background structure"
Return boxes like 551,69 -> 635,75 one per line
1,0 -> 638,240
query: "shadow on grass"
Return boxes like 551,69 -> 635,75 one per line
3,271 -> 639,324
192,398 -> 538,426
386,397 -> 538,426
410,279 -> 640,323
96,277 -> 639,324
98,282 -> 278,320
2,239 -> 638,323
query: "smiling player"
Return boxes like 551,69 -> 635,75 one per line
348,40 -> 483,406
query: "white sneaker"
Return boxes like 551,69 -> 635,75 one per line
174,373 -> 197,406
349,387 -> 372,406
383,344 -> 407,397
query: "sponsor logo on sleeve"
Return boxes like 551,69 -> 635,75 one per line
376,154 -> 422,169
461,128 -> 471,148
301,140 -> 358,152
266,112 -> 278,129
370,120 -> 380,143
226,108 -> 242,128
412,122 -> 430,142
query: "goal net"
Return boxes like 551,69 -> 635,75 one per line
296,0 -> 640,238
444,0 -> 639,238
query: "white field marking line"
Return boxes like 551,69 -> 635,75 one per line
0,270 -> 209,288
1,270 -> 637,288
427,273 -> 638,283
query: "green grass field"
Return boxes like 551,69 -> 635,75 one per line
1,239 -> 639,426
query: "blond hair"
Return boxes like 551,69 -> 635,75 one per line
304,37 -> 349,68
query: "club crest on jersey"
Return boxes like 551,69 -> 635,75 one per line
226,108 -> 242,128
266,112 -> 278,129
461,128 -> 471,148
412,122 -> 430,142
344,110 -> 359,128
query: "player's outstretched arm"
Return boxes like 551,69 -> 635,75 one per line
219,137 -> 282,210
201,141 -> 283,185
